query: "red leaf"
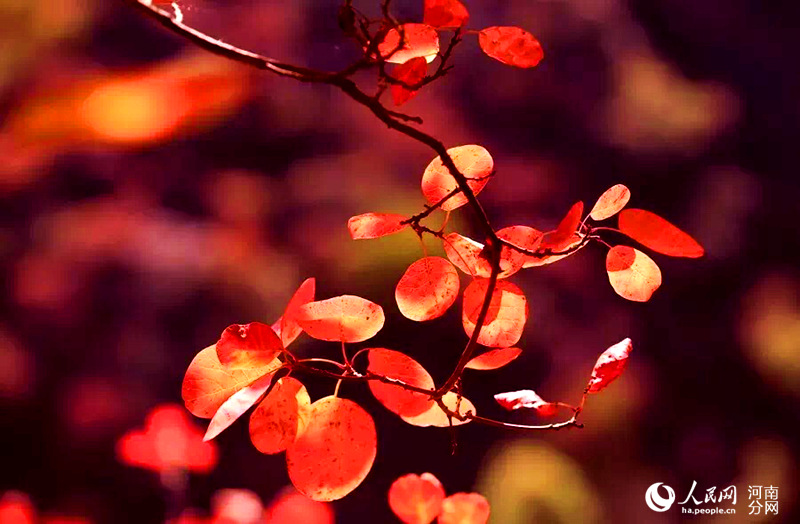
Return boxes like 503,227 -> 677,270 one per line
618,209 -> 704,258
0,492 -> 35,524
391,58 -> 428,106
215,322 -> 283,369
250,377 -> 311,454
606,246 -> 662,302
493,389 -> 558,416
421,145 -> 494,211
496,225 -> 544,275
478,26 -> 543,68
286,396 -> 376,501
378,24 -> 440,64
388,473 -> 446,524
367,348 -> 435,417
396,256 -> 460,321
438,493 -> 490,524
523,231 -> 584,267
589,184 -> 630,221
401,391 -> 475,427
542,201 -> 584,251
348,212 -> 409,239
203,372 -> 275,441
265,487 -> 335,524
465,347 -> 522,370
462,279 -> 528,348
279,278 -> 316,348
296,295 -> 385,343
442,233 -> 492,278
586,338 -> 632,394
423,0 -> 469,29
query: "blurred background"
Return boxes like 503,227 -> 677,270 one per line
0,0 -> 798,522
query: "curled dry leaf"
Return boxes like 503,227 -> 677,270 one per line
606,246 -> 662,302
478,26 -> 543,68
438,493 -> 490,524
215,322 -> 283,369
296,295 -> 385,343
586,338 -> 632,393
590,184 -> 631,221
396,256 -> 460,321
391,57 -> 428,106
542,201 -> 584,251
423,0 -> 469,29
204,372 -> 276,441
462,279 -> 528,348
618,208 -> 704,258
493,389 -> 559,417
286,396 -> 377,501
279,278 -> 316,347
401,391 -> 475,427
465,347 -> 522,371
367,348 -> 435,417
379,24 -> 440,64
388,472 -> 446,524
250,377 -> 311,454
421,145 -> 494,211
348,212 -> 408,239
182,345 -> 281,418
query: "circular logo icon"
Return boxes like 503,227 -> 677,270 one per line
645,482 -> 676,512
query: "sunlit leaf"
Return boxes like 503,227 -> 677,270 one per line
279,278 -> 316,348
182,346 -> 280,418
296,295 -> 385,343
618,209 -> 704,258
421,145 -> 494,211
388,472 -> 446,524
606,246 -> 662,302
401,391 -> 475,427
204,372 -> 275,441
396,257 -> 460,321
265,487 -> 335,524
438,493 -> 490,524
286,396 -> 376,501
462,279 -> 527,348
542,201 -> 584,251
496,225 -> 544,276
215,322 -> 283,369
523,232 -> 584,267
250,377 -> 311,454
367,348 -> 435,417
589,184 -> 630,221
442,233 -> 492,278
379,24 -> 440,64
348,213 -> 409,240
391,58 -> 428,106
586,338 -> 632,394
493,389 -> 558,416
424,0 -> 469,29
478,26 -> 543,68
465,347 -> 522,371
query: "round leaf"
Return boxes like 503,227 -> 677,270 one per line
589,184 -> 630,221
250,377 -> 311,454
442,233 -> 492,278
396,257 -> 460,321
296,295 -> 385,343
423,0 -> 469,29
478,26 -> 543,68
421,145 -> 494,211
606,246 -> 662,302
367,348 -> 435,417
216,322 -> 283,370
378,24 -> 440,64
462,279 -> 528,348
389,472 -> 446,524
438,493 -> 490,524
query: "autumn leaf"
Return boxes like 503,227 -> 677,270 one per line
523,232 -> 585,267
265,487 -> 335,524
590,184 -> 631,221
388,473 -> 446,524
279,278 -> 316,347
348,212 -> 409,239
215,322 -> 283,369
493,389 -> 559,416
401,391 -> 475,427
606,245 -> 662,302
586,338 -> 632,393
396,257 -> 460,321
250,377 -> 311,454
478,26 -> 543,68
203,372 -> 275,441
542,201 -> 584,251
367,348 -> 435,417
423,0 -> 469,29
378,24 -> 440,64
296,295 -> 385,343
442,233 -> 492,278
465,347 -> 522,371
462,279 -> 528,348
391,58 -> 428,106
618,208 -> 704,258
438,493 -> 490,524
496,225 -> 544,275
421,145 -> 494,211
286,396 -> 376,501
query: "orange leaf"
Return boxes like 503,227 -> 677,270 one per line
348,213 -> 409,239
182,346 -> 280,418
367,348 -> 435,417
523,232 -> 584,267
618,209 -> 704,258
589,184 -> 631,221
423,0 -> 469,29
606,246 -> 662,302
391,58 -> 428,106
296,295 -> 385,343
265,487 -> 335,524
215,322 -> 283,369
286,396 -> 376,501
203,372 -> 275,441
279,278 -> 316,347
378,24 -> 440,64
421,145 -> 494,211
442,233 -> 492,278
478,26 -> 543,68
586,338 -> 632,394
396,257 -> 460,321
465,347 -> 522,370
388,473 -> 446,524
493,389 -> 559,416
462,279 -> 527,348
250,377 -> 311,454
496,225 -> 544,275
401,391 -> 475,427
438,493 -> 490,524
542,201 -> 584,251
